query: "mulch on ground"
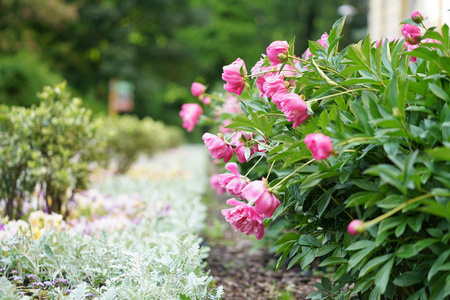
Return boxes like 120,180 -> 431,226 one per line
205,194 -> 319,300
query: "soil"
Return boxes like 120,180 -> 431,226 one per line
205,195 -> 320,300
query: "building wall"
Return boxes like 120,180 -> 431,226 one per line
368,0 -> 450,39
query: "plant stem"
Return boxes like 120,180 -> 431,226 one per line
270,159 -> 315,190
244,156 -> 264,177
336,136 -> 381,147
363,193 -> 450,229
307,88 -> 378,103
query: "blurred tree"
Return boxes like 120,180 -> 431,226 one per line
0,0 -> 367,123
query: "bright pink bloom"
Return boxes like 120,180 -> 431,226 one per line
266,41 -> 289,65
347,219 -> 364,235
272,90 -> 288,110
411,11 -> 424,23
222,58 -> 247,95
304,133 -> 333,160
191,82 -> 206,98
223,94 -> 243,114
210,174 -> 225,195
402,24 -> 422,45
263,75 -> 288,98
218,163 -> 249,198
241,179 -> 280,218
221,198 -> 264,240
179,103 -> 203,132
280,93 -> 310,128
230,131 -> 263,163
202,133 -> 234,162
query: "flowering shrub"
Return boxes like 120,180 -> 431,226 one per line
183,14 -> 450,299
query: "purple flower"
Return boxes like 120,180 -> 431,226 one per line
27,274 -> 38,281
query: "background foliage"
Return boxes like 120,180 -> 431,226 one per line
0,0 -> 367,124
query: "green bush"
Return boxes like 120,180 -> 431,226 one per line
0,82 -> 103,219
99,115 -> 185,173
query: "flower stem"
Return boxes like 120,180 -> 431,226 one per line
270,159 -> 316,191
362,193 -> 450,229
244,156 -> 264,177
307,88 -> 377,103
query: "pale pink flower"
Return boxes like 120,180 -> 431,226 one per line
241,179 -> 280,218
280,93 -> 310,128
191,82 -> 206,98
202,133 -> 234,162
210,174 -> 226,195
402,24 -> 422,45
347,219 -> 364,235
411,11 -> 424,24
218,162 -> 249,198
230,131 -> 264,163
219,119 -> 233,135
179,103 -> 203,132
404,41 -> 419,63
202,96 -> 211,105
251,57 -> 266,78
222,58 -> 247,95
304,133 -> 333,160
263,75 -> 288,98
266,41 -> 289,65
223,94 -> 243,114
221,198 -> 264,240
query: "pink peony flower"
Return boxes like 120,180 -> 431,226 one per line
179,103 -> 203,132
210,174 -> 226,195
218,162 -> 249,198
404,41 -> 419,63
347,219 -> 364,235
191,82 -> 206,98
263,75 -> 288,98
251,57 -> 266,78
241,179 -> 280,218
266,41 -> 289,65
230,131 -> 264,163
304,133 -> 333,160
221,198 -> 264,240
411,11 -> 424,24
280,93 -> 310,128
222,58 -> 247,95
402,24 -> 422,45
202,133 -> 234,162
272,90 -> 289,110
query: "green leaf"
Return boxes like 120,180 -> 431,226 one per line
346,240 -> 376,251
359,254 -> 393,277
316,245 -> 338,256
298,235 -> 322,247
394,272 -> 425,287
428,249 -> 450,281
301,249 -> 318,269
396,244 -> 418,258
347,247 -> 376,270
374,258 -> 394,293
319,257 -> 348,267
413,238 -> 439,252
426,147 -> 450,161
275,233 -> 299,246
429,83 -> 450,102
44,244 -> 56,261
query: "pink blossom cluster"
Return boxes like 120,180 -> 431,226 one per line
202,131 -> 265,163
211,163 -> 280,240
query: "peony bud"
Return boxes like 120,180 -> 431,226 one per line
411,11 -> 424,24
347,219 -> 364,235
304,133 -> 333,160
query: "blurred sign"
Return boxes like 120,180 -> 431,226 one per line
108,79 -> 134,114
